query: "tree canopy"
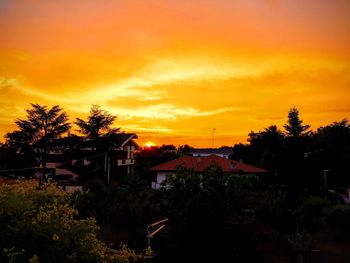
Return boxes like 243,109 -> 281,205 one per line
75,105 -> 118,138
0,180 -> 152,262
283,106 -> 310,137
5,104 -> 71,168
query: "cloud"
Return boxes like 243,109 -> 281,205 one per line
121,124 -> 173,134
110,104 -> 235,120
0,77 -> 16,90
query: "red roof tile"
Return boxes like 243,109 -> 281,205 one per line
150,155 -> 266,173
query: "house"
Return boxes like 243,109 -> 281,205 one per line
189,148 -> 233,158
149,155 -> 266,189
46,133 -> 139,182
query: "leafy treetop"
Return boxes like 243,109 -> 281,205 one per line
5,104 -> 71,167
75,105 -> 118,138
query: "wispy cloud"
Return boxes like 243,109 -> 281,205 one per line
0,77 -> 17,90
121,124 -> 173,134
110,104 -> 236,120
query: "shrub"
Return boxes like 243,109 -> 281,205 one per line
324,204 -> 350,239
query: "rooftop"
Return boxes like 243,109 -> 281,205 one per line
189,148 -> 233,155
150,155 -> 266,174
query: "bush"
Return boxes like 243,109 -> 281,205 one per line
324,204 -> 350,239
295,196 -> 330,233
0,180 -> 151,263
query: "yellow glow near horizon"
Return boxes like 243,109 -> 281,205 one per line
0,0 -> 349,147
144,141 -> 156,148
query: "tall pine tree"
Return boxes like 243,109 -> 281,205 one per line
283,107 -> 310,137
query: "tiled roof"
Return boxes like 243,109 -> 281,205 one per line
150,155 -> 266,173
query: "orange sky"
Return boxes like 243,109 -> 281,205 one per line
0,0 -> 349,147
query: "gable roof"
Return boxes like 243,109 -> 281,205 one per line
150,155 -> 266,173
189,148 -> 233,155
80,133 -> 139,150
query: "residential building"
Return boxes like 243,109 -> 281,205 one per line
46,133 -> 139,182
189,148 -> 233,158
149,154 -> 266,189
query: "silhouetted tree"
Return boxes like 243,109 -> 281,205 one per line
75,105 -> 118,138
237,125 -> 285,171
5,104 -> 71,169
313,119 -> 350,186
284,107 -> 310,137
258,125 -> 285,171
249,125 -> 284,151
0,142 -> 36,172
134,145 -> 179,178
281,107 -> 312,187
178,144 -> 193,155
231,143 -> 259,165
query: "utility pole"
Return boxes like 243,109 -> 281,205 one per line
212,128 -> 216,148
107,155 -> 111,184
104,152 -> 108,177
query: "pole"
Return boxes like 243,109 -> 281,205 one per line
104,152 -> 108,177
147,228 -> 151,247
324,169 -> 328,189
107,155 -> 111,184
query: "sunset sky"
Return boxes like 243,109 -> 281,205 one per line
0,0 -> 349,147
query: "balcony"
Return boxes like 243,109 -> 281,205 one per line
116,159 -> 135,166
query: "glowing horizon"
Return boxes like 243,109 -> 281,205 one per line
0,0 -> 349,147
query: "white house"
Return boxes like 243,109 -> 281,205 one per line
189,148 -> 233,158
149,155 -> 266,189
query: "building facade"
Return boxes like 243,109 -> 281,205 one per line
150,154 -> 266,189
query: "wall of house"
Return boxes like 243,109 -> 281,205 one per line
152,172 -> 175,189
46,162 -> 79,179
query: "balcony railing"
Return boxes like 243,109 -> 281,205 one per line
116,159 -> 135,166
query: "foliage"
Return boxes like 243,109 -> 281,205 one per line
294,196 -> 330,233
5,104 -> 71,168
1,103 -> 350,262
162,167 -> 263,262
177,144 -> 192,155
324,204 -> 350,240
313,119 -> 350,186
0,180 -> 150,263
75,105 -> 118,138
0,142 -> 36,172
231,108 -> 349,189
246,125 -> 285,171
283,106 -> 310,138
254,186 -> 293,232
134,145 -> 179,177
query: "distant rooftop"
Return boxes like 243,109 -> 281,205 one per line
189,148 -> 233,155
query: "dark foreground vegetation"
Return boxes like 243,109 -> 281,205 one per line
0,104 -> 350,262
2,172 -> 349,262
